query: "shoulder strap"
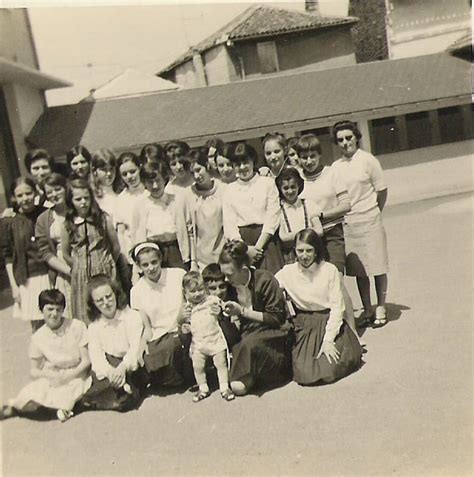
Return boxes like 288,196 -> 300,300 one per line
301,199 -> 309,229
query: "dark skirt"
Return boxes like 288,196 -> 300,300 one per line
230,325 -> 292,389
239,224 -> 284,276
323,223 -> 346,274
144,332 -> 186,386
148,237 -> 184,269
292,310 -> 362,385
80,354 -> 146,412
281,239 -> 295,265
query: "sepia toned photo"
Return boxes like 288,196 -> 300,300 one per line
0,1 -> 472,475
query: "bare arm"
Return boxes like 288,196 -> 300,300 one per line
105,215 -> 122,260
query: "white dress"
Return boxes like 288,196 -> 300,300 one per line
11,319 -> 91,412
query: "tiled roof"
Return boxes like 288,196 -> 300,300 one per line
158,5 -> 358,74
29,53 -> 471,156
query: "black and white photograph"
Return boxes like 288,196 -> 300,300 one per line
0,0 -> 472,475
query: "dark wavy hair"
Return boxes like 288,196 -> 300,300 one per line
275,167 -> 304,201
332,120 -> 362,144
91,148 -> 121,196
219,240 -> 250,268
140,159 -> 172,184
66,145 -> 92,175
87,274 -> 127,322
294,228 -> 325,265
64,177 -> 106,237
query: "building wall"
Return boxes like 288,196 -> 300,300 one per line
0,9 -> 38,67
203,45 -> 232,85
173,60 -> 199,89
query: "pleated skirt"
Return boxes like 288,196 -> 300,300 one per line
292,310 -> 362,385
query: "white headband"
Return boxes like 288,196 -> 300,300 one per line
132,242 -> 161,261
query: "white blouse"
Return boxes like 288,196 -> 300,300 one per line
279,198 -> 322,243
300,166 -> 348,230
87,307 -> 145,380
222,174 -> 281,241
332,149 -> 386,223
275,261 -> 344,343
130,268 -> 186,342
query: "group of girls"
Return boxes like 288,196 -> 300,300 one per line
0,119 -> 389,421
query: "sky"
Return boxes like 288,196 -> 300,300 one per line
26,1 -> 314,105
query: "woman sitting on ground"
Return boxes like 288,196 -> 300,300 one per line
218,240 -> 291,396
275,229 -> 362,385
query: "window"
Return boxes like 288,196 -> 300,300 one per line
257,41 -> 279,74
406,111 -> 432,149
370,116 -> 401,155
438,106 -> 465,144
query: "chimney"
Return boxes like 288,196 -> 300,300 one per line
305,0 -> 320,15
192,49 -> 208,87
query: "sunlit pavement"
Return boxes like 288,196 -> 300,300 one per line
1,193 -> 472,476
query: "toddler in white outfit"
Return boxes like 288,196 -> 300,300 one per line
180,271 -> 235,402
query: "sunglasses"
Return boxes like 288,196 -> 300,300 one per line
337,135 -> 355,143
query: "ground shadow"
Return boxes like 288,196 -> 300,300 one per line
356,302 -> 411,337
0,288 -> 13,311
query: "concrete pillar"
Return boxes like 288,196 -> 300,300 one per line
358,119 -> 372,152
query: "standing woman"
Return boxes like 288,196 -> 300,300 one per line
182,149 -> 226,271
276,229 -> 362,385
66,145 -> 92,179
215,143 -> 237,186
90,149 -> 120,222
222,142 -> 284,275
115,152 -> 147,262
259,132 -> 288,178
60,178 -> 123,325
332,121 -> 389,327
0,178 -> 49,331
35,173 -> 72,317
219,240 -> 291,396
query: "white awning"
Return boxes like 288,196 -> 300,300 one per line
0,58 -> 72,90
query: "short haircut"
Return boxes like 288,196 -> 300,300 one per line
219,240 -> 250,268
202,263 -> 226,284
230,142 -> 258,166
140,144 -> 164,164
91,149 -> 116,171
275,167 -> 305,200
295,134 -> 322,156
38,288 -> 66,311
66,145 -> 92,172
165,141 -> 190,160
42,172 -> 67,190
182,271 -> 204,291
205,137 -> 224,155
24,149 -> 55,173
140,159 -> 171,184
10,176 -> 36,198
332,120 -> 362,144
87,274 -> 126,322
294,228 -> 325,264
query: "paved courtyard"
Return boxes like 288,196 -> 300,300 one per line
1,192 -> 472,476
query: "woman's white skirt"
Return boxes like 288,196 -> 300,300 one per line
343,213 -> 388,277
13,274 -> 51,321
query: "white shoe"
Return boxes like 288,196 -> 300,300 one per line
57,409 -> 74,422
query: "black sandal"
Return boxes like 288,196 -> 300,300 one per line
192,391 -> 210,403
221,389 -> 235,401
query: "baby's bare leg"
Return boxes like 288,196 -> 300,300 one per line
192,350 -> 208,392
213,350 -> 230,392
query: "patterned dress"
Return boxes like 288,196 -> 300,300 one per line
69,216 -> 117,324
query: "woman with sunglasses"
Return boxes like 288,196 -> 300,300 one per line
332,121 -> 389,328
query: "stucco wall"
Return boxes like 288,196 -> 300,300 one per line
174,60 -> 198,89
204,45 -> 231,85
277,28 -> 355,72
0,9 -> 37,67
